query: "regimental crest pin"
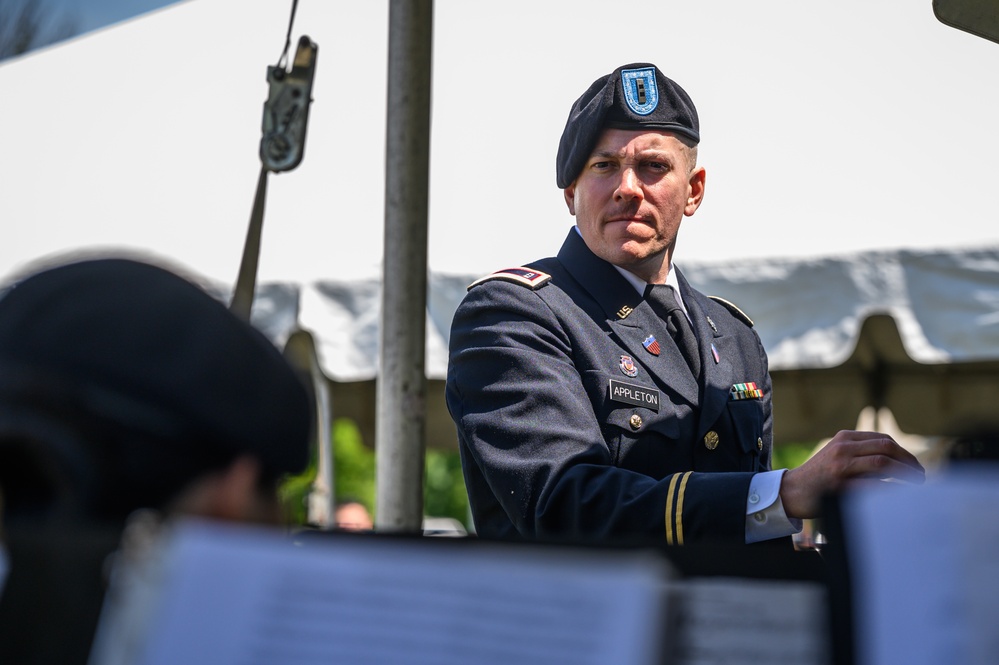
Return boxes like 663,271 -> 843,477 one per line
642,335 -> 661,356
620,67 -> 659,116
619,355 -> 639,378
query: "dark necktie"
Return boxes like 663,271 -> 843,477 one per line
644,284 -> 701,378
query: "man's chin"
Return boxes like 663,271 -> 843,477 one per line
601,246 -> 668,280
611,241 -> 664,264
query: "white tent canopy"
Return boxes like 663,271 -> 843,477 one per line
259,245 -> 999,381
2,0 -> 998,445
261,243 -> 999,446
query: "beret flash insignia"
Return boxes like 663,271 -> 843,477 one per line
621,66 -> 659,116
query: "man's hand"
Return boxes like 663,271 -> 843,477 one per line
779,430 -> 926,519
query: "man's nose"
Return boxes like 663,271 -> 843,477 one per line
614,167 -> 643,201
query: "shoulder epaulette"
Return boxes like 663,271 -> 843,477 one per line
467,267 -> 552,292
708,295 -> 754,327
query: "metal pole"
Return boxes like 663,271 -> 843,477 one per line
284,330 -> 335,529
230,167 -> 268,321
376,0 -> 433,532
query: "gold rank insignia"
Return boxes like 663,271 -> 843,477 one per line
664,471 -> 693,546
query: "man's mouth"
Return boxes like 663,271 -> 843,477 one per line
606,214 -> 648,225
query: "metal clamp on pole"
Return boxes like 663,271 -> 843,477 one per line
230,0 -> 317,320
260,35 -> 318,174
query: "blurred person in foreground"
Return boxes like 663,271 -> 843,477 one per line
0,255 -> 311,664
446,63 -> 925,547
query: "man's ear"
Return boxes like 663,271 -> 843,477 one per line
684,166 -> 706,217
563,184 -> 576,216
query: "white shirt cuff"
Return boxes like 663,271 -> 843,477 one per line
745,469 -> 803,544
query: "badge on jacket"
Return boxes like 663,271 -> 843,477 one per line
609,379 -> 660,412
619,355 -> 639,377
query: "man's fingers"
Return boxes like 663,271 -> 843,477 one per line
821,430 -> 926,486
831,431 -> 925,470
844,449 -> 926,484
782,430 -> 928,518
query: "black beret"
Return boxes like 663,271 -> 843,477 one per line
556,63 -> 700,189
0,257 -> 310,516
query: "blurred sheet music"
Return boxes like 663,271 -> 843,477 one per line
96,520 -> 671,665
669,577 -> 829,665
842,468 -> 999,665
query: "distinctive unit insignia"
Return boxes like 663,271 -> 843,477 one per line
619,355 -> 639,378
620,66 -> 659,116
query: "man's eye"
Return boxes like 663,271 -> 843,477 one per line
646,161 -> 669,172
591,161 -> 611,170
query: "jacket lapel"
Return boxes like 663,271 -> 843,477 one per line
555,231 -> 701,405
675,269 -> 737,437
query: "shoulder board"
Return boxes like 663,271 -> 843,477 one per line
708,295 -> 754,327
467,267 -> 552,291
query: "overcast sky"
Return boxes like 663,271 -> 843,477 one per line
3,0 -> 998,285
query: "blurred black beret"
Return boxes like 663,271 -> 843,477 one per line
0,257 -> 310,519
556,62 -> 700,189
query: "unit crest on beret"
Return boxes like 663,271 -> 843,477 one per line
708,295 -> 754,327
467,267 -> 552,291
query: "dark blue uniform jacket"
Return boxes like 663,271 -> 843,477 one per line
446,229 -> 774,545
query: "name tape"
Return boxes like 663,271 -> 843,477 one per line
609,379 -> 660,412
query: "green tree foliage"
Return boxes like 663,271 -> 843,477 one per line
279,418 -> 470,530
423,446 -> 469,524
277,454 -> 315,525
772,441 -> 817,470
331,418 -> 377,513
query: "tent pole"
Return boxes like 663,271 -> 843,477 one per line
376,0 -> 433,532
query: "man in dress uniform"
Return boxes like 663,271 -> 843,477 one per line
445,63 -> 924,545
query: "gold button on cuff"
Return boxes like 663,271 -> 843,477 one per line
757,437 -> 764,451
703,431 -> 719,450
629,414 -> 643,430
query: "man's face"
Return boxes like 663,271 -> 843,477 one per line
564,128 -> 705,283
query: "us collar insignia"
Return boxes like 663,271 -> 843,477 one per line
616,305 -> 633,319
642,335 -> 661,356
620,66 -> 659,116
619,355 -> 639,378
